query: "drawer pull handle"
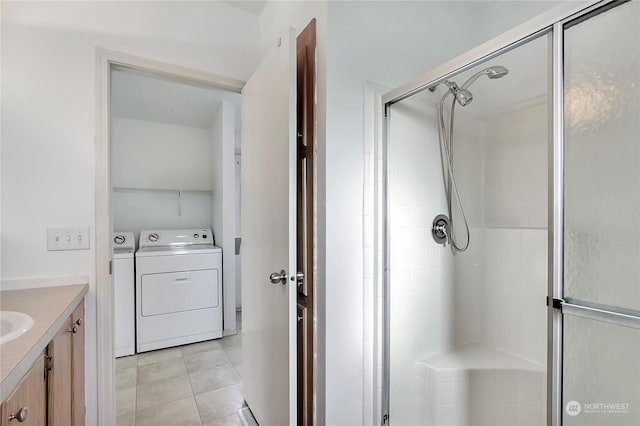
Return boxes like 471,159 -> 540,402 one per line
74,318 -> 82,327
68,325 -> 78,334
8,407 -> 28,422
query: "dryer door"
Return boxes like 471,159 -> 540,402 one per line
141,269 -> 219,316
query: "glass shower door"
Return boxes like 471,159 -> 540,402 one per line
385,33 -> 550,426
561,1 -> 640,425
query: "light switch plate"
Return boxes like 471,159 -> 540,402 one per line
47,227 -> 90,251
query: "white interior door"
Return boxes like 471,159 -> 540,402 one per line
241,27 -> 297,425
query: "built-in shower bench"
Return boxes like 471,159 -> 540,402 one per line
409,343 -> 546,426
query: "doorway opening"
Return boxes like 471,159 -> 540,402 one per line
97,25 -> 319,422
95,51 -> 245,426
109,66 -> 244,425
110,66 -> 244,424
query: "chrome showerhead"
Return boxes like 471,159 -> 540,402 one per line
454,88 -> 473,106
442,80 -> 473,106
486,65 -> 509,79
460,65 -> 509,90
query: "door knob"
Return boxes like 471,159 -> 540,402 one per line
269,270 -> 288,285
8,407 -> 28,422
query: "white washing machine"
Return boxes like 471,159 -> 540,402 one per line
135,229 -> 223,353
113,231 -> 135,357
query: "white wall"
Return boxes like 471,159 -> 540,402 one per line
112,190 -> 213,242
211,100 -> 238,332
111,117 -> 215,241
1,2 -> 259,424
111,118 -> 213,191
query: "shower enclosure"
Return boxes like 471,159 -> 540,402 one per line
380,1 -> 640,425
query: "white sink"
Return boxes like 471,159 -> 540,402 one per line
0,311 -> 35,345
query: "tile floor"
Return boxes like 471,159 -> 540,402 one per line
116,312 -> 244,426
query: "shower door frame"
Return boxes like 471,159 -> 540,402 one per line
379,1 -> 627,425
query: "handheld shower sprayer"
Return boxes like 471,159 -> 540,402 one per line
460,65 -> 509,91
431,65 -> 509,252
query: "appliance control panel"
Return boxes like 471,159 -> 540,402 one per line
139,229 -> 214,248
112,231 -> 135,250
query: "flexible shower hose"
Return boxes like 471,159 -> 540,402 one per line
437,92 -> 470,252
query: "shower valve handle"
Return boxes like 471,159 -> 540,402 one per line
431,214 -> 450,245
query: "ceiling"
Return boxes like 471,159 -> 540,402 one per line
222,1 -> 267,15
111,69 -> 241,130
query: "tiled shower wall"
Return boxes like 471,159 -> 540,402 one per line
479,100 -> 548,366
386,95 -> 457,422
446,97 -> 549,365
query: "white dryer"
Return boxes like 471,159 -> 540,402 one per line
135,229 -> 223,353
113,231 -> 135,357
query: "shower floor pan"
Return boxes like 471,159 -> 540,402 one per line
406,343 -> 546,426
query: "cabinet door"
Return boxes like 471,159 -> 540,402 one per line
1,354 -> 46,426
47,319 -> 72,426
70,303 -> 84,426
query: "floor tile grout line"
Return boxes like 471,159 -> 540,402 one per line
230,360 -> 242,380
183,355 -> 205,426
135,388 -> 195,418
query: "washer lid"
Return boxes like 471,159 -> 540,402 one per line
114,248 -> 134,259
135,244 -> 222,257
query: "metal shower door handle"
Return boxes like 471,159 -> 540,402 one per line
269,270 -> 288,285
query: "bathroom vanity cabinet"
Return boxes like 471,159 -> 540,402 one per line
48,303 -> 85,426
0,355 -> 46,426
0,286 -> 87,426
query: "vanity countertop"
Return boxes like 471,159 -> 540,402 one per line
0,284 -> 88,401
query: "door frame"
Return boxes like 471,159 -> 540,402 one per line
295,19 -> 317,426
94,48 -> 244,426
378,1 -> 623,425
